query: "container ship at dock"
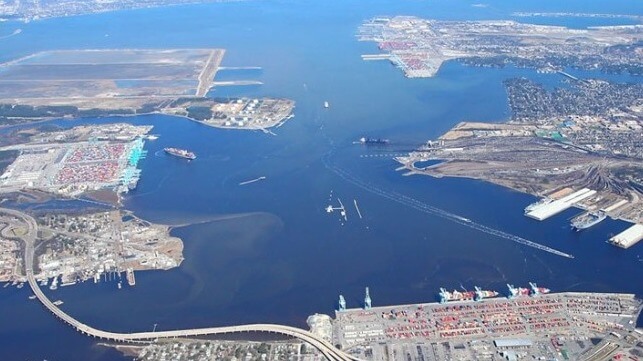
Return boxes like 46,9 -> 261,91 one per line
439,282 -> 550,303
438,287 -> 499,303
164,147 -> 196,160
507,282 -> 551,298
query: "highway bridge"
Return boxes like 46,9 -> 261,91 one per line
0,208 -> 358,361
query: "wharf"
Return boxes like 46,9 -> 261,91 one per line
609,223 -> 643,249
361,54 -> 392,60
526,188 -> 596,221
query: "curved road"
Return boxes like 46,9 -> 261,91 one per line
0,208 -> 358,361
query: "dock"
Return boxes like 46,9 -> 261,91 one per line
526,188 -> 596,221
361,54 -> 392,61
609,223 -> 643,249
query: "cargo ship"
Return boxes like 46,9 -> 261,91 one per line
507,283 -> 551,298
571,210 -> 606,231
529,282 -> 550,295
357,137 -> 389,145
507,284 -> 531,298
164,147 -> 196,160
438,287 -> 499,303
524,198 -> 552,214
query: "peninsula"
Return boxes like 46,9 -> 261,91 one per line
0,49 -> 295,130
398,76 -> 643,247
0,208 -> 183,286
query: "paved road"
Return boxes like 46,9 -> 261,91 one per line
0,207 -> 358,361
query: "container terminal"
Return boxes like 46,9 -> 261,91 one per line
318,286 -> 643,361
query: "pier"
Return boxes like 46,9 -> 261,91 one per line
212,80 -> 263,86
361,54 -> 392,61
609,223 -> 643,249
557,70 -> 580,81
525,188 -> 596,221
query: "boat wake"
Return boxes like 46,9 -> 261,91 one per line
0,29 -> 21,40
322,154 -> 574,259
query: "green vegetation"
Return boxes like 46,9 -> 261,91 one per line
186,106 -> 213,121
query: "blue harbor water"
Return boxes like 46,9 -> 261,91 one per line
0,1 -> 642,360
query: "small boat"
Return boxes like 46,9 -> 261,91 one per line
324,101 -> 329,108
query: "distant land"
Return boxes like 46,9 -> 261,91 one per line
397,78 -> 643,248
368,15 -> 643,248
358,16 -> 642,77
0,0 -> 248,21
0,49 -> 294,130
398,75 -> 643,247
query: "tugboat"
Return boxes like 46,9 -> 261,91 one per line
164,147 -> 196,160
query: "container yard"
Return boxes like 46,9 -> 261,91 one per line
0,124 -> 150,197
332,287 -> 642,361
